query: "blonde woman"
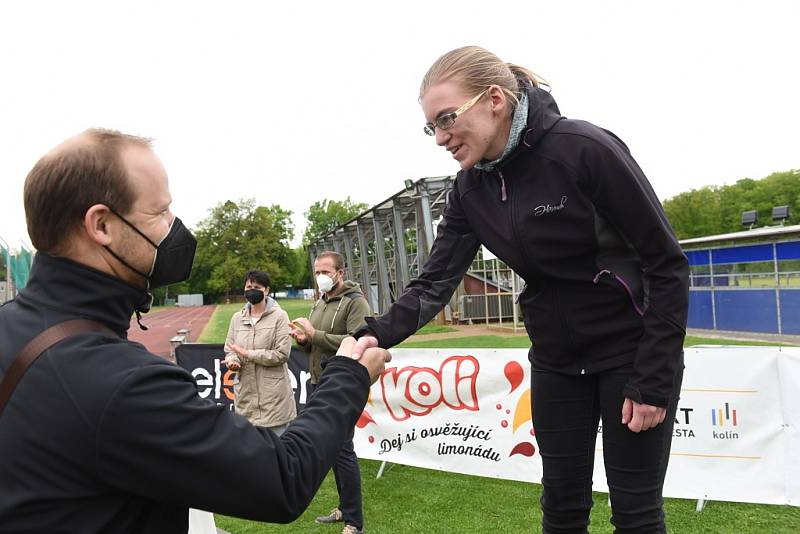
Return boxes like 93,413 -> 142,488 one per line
354,46 -> 689,533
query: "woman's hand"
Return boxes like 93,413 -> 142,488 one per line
336,336 -> 391,384
350,335 -> 379,360
621,398 -> 666,432
225,343 -> 249,360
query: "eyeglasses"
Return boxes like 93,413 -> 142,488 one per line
423,88 -> 488,136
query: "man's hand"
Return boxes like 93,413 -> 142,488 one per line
621,398 -> 666,433
337,336 -> 391,384
291,318 -> 316,340
351,335 -> 379,360
289,321 -> 309,344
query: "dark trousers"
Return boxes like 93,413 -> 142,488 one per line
532,365 -> 682,534
308,383 -> 363,528
334,428 -> 363,529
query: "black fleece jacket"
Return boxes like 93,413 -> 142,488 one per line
362,86 -> 689,408
0,253 -> 370,533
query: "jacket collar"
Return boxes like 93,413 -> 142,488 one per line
475,92 -> 530,172
473,86 -> 564,177
240,296 -> 277,319
459,87 -> 566,179
15,252 -> 152,337
518,85 -> 563,151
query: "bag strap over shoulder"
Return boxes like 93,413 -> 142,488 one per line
0,319 -> 117,415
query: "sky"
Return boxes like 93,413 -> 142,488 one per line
1,0 -> 798,251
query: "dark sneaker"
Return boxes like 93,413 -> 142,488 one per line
315,508 -> 343,524
342,525 -> 364,534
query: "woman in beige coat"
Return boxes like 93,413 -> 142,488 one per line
224,270 -> 296,434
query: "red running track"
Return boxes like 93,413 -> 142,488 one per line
127,305 -> 217,360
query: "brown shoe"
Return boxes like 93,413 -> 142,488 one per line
315,508 -> 343,524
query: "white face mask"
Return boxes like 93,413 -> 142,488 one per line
316,274 -> 335,293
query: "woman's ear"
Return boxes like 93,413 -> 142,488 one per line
487,85 -> 509,115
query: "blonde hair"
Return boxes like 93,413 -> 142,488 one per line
419,46 -> 548,106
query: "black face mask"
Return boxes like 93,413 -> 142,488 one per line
245,289 -> 265,305
105,209 -> 197,290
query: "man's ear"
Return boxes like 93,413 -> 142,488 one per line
83,204 -> 114,246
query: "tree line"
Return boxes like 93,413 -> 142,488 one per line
155,169 -> 798,303
152,197 -> 367,304
662,169 -> 799,239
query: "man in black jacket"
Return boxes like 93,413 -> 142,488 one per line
0,129 -> 390,533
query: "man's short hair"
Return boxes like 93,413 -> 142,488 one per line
315,251 -> 344,271
23,128 -> 152,254
244,270 -> 271,289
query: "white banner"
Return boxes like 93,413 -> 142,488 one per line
353,347 -> 800,506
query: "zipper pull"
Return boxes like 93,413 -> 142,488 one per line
592,269 -> 612,284
499,170 -> 507,202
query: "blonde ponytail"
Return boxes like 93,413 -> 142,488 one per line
420,46 -> 548,106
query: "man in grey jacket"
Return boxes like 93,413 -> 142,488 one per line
291,251 -> 371,534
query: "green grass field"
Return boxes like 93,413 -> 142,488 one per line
398,334 -> 792,349
196,299 -> 315,343
415,323 -> 458,335
197,302 -> 799,533
728,275 -> 800,288
198,300 -> 458,344
196,303 -> 238,343
213,458 -> 797,533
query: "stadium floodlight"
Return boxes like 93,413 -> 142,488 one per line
404,179 -> 415,193
741,210 -> 758,229
772,205 -> 790,225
